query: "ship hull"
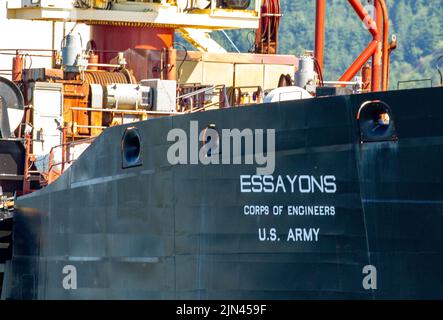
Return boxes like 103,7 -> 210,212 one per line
3,87 -> 443,299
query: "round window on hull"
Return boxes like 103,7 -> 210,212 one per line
122,127 -> 142,168
357,100 -> 398,143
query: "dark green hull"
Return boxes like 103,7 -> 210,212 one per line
3,87 -> 443,299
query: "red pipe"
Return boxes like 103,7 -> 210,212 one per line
379,0 -> 389,90
348,0 -> 378,38
22,133 -> 31,195
166,46 -> 177,81
371,0 -> 382,92
12,51 -> 23,82
387,35 -> 397,86
341,0 -> 387,91
340,40 -> 378,82
315,0 -> 326,71
362,63 -> 372,92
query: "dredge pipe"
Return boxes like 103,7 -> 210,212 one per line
314,0 -> 326,72
379,0 -> 390,91
341,0 -> 380,89
340,40 -> 378,82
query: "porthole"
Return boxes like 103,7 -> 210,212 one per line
357,100 -> 397,143
122,127 -> 142,168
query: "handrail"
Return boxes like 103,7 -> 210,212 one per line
49,137 -> 95,151
68,107 -> 184,115
47,137 -> 95,175
48,160 -> 76,174
397,79 -> 433,90
177,85 -> 216,100
178,84 -> 232,110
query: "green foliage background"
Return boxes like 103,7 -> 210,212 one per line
217,0 -> 443,89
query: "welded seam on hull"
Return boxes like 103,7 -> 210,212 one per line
278,143 -> 352,156
352,111 -> 376,299
70,169 -> 155,189
363,199 -> 443,204
13,255 -> 160,263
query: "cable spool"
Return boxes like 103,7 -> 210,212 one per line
255,0 -> 280,54
83,70 -> 136,85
